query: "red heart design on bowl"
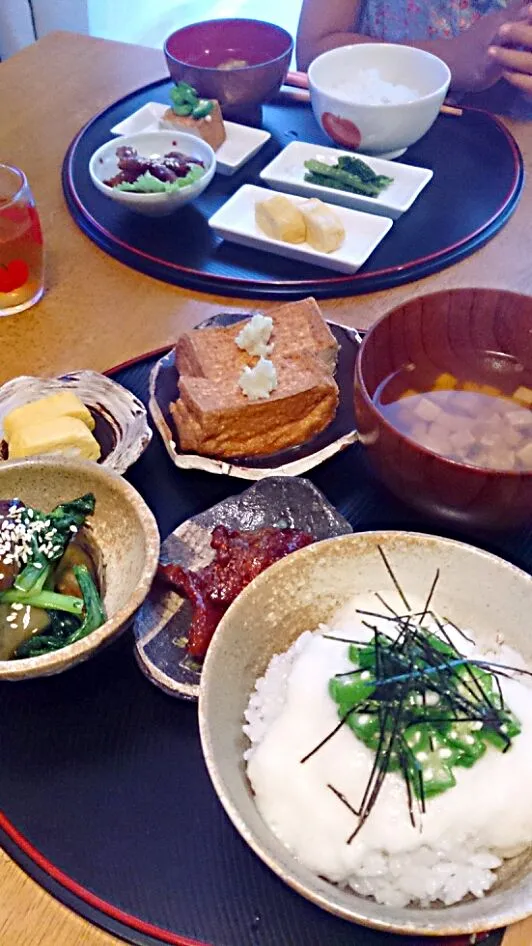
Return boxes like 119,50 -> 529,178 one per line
321,112 -> 362,149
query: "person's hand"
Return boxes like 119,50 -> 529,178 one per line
488,3 -> 532,95
443,0 -> 526,92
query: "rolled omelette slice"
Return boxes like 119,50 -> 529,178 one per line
8,416 -> 101,461
300,198 -> 345,253
3,391 -> 95,441
255,195 -> 306,244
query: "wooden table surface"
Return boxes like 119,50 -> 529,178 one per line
1,29 -> 532,946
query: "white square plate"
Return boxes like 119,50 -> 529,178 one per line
259,140 -> 433,219
110,102 -> 271,176
208,184 -> 393,274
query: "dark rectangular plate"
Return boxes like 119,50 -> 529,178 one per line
134,476 -> 352,699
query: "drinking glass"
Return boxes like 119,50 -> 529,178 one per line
0,164 -> 44,316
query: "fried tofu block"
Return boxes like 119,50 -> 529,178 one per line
172,354 -> 338,458
160,101 -> 226,151
175,298 -> 339,381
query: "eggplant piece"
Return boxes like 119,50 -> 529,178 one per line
0,604 -> 51,660
0,561 -> 19,592
54,526 -> 105,599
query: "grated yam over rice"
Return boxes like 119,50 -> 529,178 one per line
243,593 -> 532,908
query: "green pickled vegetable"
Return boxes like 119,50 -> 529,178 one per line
65,565 -> 106,645
328,626 -> 521,807
0,492 -> 106,660
303,157 -> 393,198
169,82 -> 213,121
13,566 -> 105,657
192,100 -> 214,119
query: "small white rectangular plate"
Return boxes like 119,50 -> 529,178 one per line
110,102 -> 271,176
259,140 -> 433,220
208,184 -> 393,274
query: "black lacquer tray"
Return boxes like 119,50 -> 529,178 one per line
62,79 -> 524,300
4,350 -> 532,946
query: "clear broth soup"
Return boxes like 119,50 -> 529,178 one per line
375,366 -> 532,472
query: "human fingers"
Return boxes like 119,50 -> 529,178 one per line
498,19 -> 532,45
502,67 -> 532,92
489,43 -> 532,73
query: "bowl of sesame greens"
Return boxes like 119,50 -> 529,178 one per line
0,457 -> 160,681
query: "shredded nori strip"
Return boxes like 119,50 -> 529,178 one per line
303,547 -> 525,843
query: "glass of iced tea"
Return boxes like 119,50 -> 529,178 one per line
0,164 -> 44,317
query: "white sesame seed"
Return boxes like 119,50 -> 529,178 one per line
11,603 -> 23,611
6,614 -> 16,623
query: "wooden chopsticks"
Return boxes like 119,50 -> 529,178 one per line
277,69 -> 463,116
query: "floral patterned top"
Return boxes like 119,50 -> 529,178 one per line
357,0 -> 507,42
355,0 -> 532,116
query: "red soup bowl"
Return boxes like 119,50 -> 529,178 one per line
164,18 -> 293,115
354,288 -> 532,530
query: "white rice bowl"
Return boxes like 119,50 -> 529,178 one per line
244,593 -> 532,909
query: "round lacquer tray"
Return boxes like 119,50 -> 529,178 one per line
62,78 -> 523,300
2,349 -> 530,946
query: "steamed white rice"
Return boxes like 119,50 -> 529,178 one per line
243,593 -> 532,908
333,68 -> 419,105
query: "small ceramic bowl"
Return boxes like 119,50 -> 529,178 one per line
199,530 -> 532,935
354,288 -> 532,530
0,457 -> 160,681
308,43 -> 450,158
89,130 -> 216,217
0,371 -> 151,474
164,18 -> 293,118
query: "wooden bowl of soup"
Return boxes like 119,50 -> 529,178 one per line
164,19 -> 293,119
354,288 -> 532,530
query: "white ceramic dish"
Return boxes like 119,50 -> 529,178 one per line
208,184 -> 393,274
308,43 -> 450,159
110,102 -> 271,176
259,140 -> 433,220
89,130 -> 216,217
